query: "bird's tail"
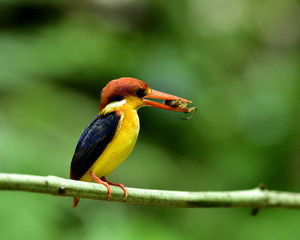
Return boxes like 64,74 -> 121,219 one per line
72,197 -> 80,208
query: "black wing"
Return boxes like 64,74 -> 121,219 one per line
70,112 -> 121,180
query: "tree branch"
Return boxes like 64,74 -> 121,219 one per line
1,173 -> 300,209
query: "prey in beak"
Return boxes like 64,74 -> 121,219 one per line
142,89 -> 197,119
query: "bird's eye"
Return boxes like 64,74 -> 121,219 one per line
135,89 -> 146,98
109,95 -> 124,102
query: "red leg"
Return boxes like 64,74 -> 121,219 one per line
90,172 -> 112,200
100,176 -> 128,200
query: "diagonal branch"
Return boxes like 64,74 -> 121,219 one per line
0,173 -> 300,209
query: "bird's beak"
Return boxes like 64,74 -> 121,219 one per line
142,89 -> 192,112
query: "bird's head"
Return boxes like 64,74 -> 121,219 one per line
100,77 -> 191,115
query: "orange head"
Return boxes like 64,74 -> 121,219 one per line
99,77 -> 191,114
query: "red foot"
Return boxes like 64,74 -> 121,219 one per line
101,176 -> 128,200
90,172 -> 112,200
89,172 -> 128,200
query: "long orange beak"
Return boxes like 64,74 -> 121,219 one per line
142,89 -> 192,112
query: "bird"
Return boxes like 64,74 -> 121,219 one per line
70,77 -> 192,208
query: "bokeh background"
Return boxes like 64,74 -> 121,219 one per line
0,0 -> 300,239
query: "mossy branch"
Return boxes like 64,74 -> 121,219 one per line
1,173 -> 300,209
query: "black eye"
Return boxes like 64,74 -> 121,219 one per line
135,89 -> 146,98
109,95 -> 124,102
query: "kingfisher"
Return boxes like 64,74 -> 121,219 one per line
70,77 -> 192,208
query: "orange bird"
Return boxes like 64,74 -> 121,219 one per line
70,77 -> 192,207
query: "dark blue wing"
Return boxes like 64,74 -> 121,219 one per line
70,111 -> 121,180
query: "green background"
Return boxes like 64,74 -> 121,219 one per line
0,0 -> 299,239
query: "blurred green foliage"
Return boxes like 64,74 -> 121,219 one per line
0,0 -> 300,239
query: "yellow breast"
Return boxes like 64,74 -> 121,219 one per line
79,103 -> 140,182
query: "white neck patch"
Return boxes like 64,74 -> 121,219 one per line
101,99 -> 127,115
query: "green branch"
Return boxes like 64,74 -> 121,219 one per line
1,173 -> 300,209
